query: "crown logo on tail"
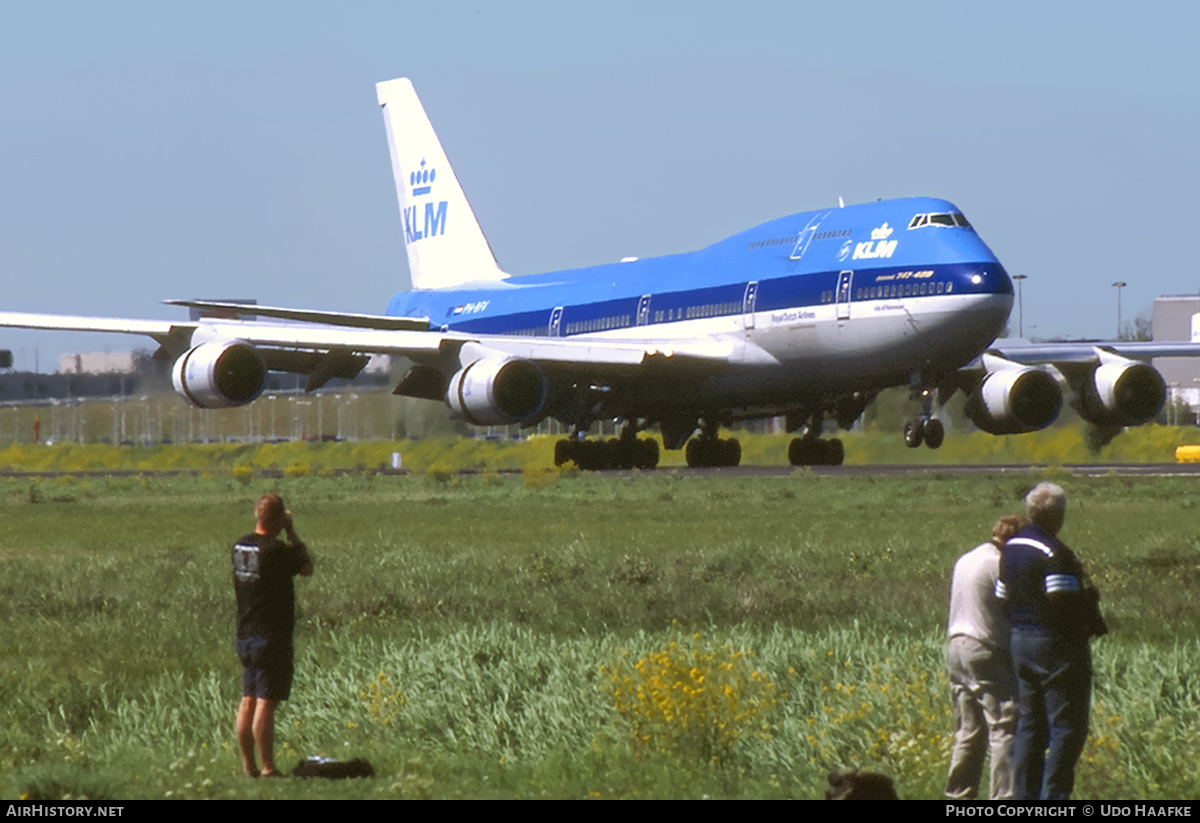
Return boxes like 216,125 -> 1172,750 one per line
410,159 -> 436,197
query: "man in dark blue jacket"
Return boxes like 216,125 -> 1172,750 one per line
999,482 -> 1102,800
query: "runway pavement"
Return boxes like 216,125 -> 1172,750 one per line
5,463 -> 1200,478
641,463 -> 1200,478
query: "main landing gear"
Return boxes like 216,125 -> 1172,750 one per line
554,426 -> 660,470
785,411 -> 845,466
787,436 -> 844,466
684,424 -> 741,468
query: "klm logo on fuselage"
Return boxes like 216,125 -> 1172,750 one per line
852,222 -> 897,260
405,158 -> 448,244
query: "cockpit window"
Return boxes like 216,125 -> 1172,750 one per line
908,212 -> 972,230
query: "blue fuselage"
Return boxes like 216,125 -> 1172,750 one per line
386,196 -> 1012,416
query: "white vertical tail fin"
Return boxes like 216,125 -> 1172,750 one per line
377,78 -> 509,291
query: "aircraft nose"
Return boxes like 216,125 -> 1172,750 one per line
995,264 -> 1015,294
968,265 -> 1013,295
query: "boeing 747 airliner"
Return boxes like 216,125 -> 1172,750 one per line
0,78 -> 1180,468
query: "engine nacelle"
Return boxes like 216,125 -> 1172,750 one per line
446,357 -> 548,426
172,341 -> 267,409
965,366 -> 1063,435
1071,360 -> 1165,427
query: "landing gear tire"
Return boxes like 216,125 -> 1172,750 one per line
723,437 -> 741,467
903,419 -> 924,449
825,438 -> 844,466
787,437 -> 844,466
788,438 -> 810,466
685,437 -> 741,468
576,439 -> 602,471
637,437 -> 660,469
554,439 -> 571,467
922,418 -> 945,450
555,436 -> 660,470
607,437 -> 634,470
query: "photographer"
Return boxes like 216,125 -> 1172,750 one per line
231,493 -> 313,777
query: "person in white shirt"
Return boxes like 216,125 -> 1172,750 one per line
945,515 -> 1024,800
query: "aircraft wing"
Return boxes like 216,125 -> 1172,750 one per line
943,337 -> 1200,438
0,311 -> 184,338
0,311 -> 198,356
986,338 -> 1200,364
163,317 -> 735,369
0,310 -> 736,370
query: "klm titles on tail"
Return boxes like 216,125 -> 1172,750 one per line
402,160 -> 448,243
403,201 -> 448,243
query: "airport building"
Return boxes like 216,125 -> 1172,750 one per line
1152,296 -> 1200,413
57,351 -> 136,375
0,367 -> 144,403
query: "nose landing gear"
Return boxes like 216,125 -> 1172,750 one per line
903,379 -> 945,449
902,416 -> 944,449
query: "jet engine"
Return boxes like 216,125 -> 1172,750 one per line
171,340 -> 267,409
965,364 -> 1063,435
446,356 -> 548,426
1070,358 -> 1165,427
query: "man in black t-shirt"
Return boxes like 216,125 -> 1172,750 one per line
232,493 -> 313,777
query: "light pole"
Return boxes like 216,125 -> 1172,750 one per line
1012,274 -> 1027,338
1112,281 -> 1127,339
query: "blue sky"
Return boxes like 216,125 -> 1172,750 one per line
1,1 -> 1196,370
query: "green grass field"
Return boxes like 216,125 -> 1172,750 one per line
3,417 -> 1200,475
2,470 -> 1198,799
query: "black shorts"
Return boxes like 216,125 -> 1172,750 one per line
236,635 -> 294,701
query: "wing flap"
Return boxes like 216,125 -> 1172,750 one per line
463,335 -> 736,367
162,299 -> 431,331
